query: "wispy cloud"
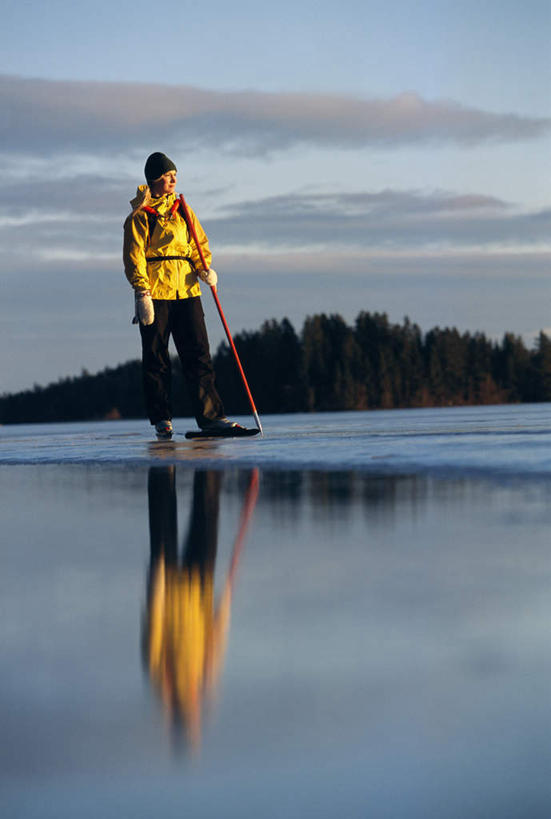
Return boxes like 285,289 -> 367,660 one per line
1,75 -> 549,157
2,183 -> 549,266
206,190 -> 551,251
0,177 -> 551,258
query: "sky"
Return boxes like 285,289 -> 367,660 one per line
1,0 -> 550,393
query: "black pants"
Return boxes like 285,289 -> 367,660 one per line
140,297 -> 224,426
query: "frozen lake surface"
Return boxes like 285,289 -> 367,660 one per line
1,405 -> 550,818
1,404 -> 550,477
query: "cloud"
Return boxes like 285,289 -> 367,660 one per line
1,75 -> 549,158
1,184 -> 550,268
0,174 -> 129,216
206,190 -> 551,251
214,248 -> 551,279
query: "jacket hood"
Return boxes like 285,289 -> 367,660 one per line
130,185 -> 150,210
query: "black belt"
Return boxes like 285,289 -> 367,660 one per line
146,256 -> 194,263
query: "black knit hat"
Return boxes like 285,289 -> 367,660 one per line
144,152 -> 177,184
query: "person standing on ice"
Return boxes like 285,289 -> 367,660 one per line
123,152 -> 240,439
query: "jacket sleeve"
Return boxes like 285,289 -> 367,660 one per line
123,211 -> 150,291
187,206 -> 213,272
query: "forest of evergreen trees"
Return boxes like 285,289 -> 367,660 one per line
1,311 -> 550,424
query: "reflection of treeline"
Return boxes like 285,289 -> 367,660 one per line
1,312 -> 550,423
224,470 -> 452,521
258,471 -> 429,518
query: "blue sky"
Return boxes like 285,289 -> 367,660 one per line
1,0 -> 550,392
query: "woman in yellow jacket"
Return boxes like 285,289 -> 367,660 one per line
123,152 -> 237,438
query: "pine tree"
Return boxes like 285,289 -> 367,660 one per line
532,332 -> 551,401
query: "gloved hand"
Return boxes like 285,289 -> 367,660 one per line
199,267 -> 218,287
133,289 -> 155,326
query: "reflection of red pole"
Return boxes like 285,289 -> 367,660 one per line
179,194 -> 263,436
215,468 -> 259,623
228,468 -> 259,584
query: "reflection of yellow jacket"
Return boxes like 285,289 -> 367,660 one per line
146,556 -> 232,749
123,187 -> 212,299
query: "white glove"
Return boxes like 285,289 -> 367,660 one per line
199,267 -> 218,287
133,290 -> 155,326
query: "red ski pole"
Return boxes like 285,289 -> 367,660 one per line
179,194 -> 263,436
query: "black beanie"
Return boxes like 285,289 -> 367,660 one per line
144,152 -> 177,184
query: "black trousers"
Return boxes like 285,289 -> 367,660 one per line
140,297 -> 224,426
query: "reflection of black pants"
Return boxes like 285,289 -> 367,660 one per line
147,467 -> 221,576
140,297 -> 224,426
148,466 -> 178,563
183,471 -> 221,579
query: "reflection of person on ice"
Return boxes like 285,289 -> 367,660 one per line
143,467 -> 231,751
123,152 -> 239,439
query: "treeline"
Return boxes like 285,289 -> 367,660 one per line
1,312 -> 550,424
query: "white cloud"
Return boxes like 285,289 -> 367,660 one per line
206,190 -> 551,252
1,75 -> 549,158
1,184 -> 549,268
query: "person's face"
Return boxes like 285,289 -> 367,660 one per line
150,170 -> 177,197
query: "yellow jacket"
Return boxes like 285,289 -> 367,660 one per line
123,187 -> 212,300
